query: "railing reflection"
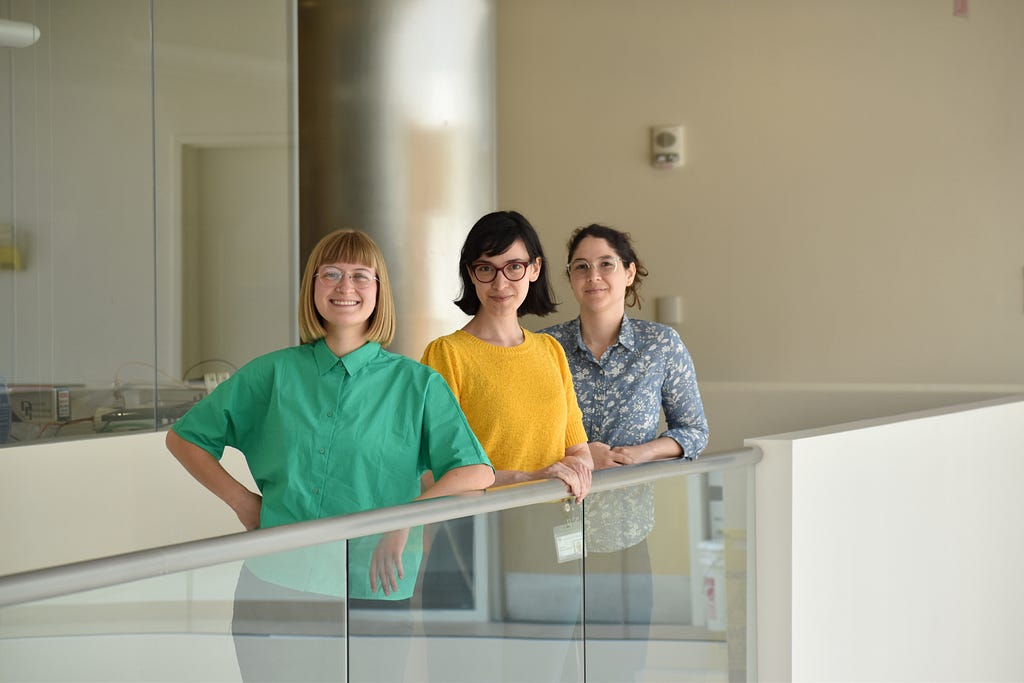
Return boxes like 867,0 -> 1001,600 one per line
0,448 -> 760,683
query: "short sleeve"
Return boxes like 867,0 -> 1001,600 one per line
545,334 -> 588,449
419,371 -> 493,479
171,360 -> 272,460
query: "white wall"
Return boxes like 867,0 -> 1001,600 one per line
750,396 -> 1024,682
499,1 -> 1024,420
0,431 -> 253,575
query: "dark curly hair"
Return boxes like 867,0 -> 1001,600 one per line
566,223 -> 649,309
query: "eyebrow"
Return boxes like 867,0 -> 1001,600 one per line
473,257 -> 529,265
321,264 -> 374,272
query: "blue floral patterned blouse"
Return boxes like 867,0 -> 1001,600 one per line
542,314 -> 709,551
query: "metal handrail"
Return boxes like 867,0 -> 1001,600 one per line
0,447 -> 761,607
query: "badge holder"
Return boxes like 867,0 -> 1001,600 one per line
553,499 -> 585,563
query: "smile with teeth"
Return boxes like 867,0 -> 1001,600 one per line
329,297 -> 361,306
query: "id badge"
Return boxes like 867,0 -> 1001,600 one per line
553,501 -> 585,563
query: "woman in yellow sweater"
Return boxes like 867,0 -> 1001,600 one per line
420,209 -> 594,679
421,209 -> 593,497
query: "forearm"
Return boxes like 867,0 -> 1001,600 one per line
636,436 -> 684,462
563,442 -> 594,470
599,437 -> 684,468
491,468 -> 536,487
165,429 -> 254,513
417,464 -> 494,500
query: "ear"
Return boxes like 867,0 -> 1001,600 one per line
529,257 -> 542,282
625,262 -> 637,287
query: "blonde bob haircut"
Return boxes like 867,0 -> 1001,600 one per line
298,229 -> 396,347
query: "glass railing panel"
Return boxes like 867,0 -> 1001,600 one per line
345,522 -> 424,683
0,542 -> 349,683
347,500 -> 586,683
582,465 -> 753,683
0,560 -> 240,682
0,452 -> 760,683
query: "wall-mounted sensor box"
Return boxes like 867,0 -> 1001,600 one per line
651,125 -> 683,169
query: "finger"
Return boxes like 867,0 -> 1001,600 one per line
563,472 -> 583,501
386,565 -> 399,594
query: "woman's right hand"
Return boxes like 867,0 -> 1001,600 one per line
542,460 -> 592,502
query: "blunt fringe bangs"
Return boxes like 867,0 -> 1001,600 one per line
298,229 -> 396,346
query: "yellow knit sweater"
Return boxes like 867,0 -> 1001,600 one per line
421,328 -> 588,472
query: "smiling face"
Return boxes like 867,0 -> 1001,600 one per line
468,239 -> 541,319
568,236 -> 636,315
313,261 -> 378,334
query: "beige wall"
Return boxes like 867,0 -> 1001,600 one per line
498,1 -> 1024,440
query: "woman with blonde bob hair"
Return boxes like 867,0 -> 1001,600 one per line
298,228 -> 396,347
168,228 -> 493,682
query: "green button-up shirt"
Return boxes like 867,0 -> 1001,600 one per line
173,338 -> 491,599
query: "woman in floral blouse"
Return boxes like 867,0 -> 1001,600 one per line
542,223 -> 708,680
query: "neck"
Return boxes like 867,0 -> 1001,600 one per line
580,306 -> 624,342
579,307 -> 624,357
324,327 -> 370,358
463,313 -> 525,347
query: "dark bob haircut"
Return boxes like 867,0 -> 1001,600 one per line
566,223 -> 650,310
455,210 -> 558,317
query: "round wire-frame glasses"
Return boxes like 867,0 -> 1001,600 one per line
315,267 -> 379,290
566,257 -> 623,278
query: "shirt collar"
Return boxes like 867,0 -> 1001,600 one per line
312,337 -> 382,376
572,313 -> 637,354
618,313 -> 637,351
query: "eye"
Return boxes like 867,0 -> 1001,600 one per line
475,264 -> 495,275
598,259 -> 618,270
319,268 -> 342,282
570,261 -> 589,272
506,262 -> 526,274
351,272 -> 373,285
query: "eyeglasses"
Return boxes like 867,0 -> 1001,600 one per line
469,260 -> 531,283
567,257 -> 624,278
315,267 -> 379,290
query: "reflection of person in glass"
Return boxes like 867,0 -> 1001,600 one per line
542,223 -> 709,682
165,229 -> 494,682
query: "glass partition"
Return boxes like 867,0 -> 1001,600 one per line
0,455 -> 756,682
0,0 -> 296,448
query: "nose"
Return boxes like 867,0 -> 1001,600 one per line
334,275 -> 355,291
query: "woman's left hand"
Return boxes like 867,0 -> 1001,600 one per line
369,528 -> 410,596
607,444 -> 646,466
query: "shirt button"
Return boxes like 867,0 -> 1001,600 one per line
327,411 -> 333,417
312,487 -> 320,495
319,447 -> 325,454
